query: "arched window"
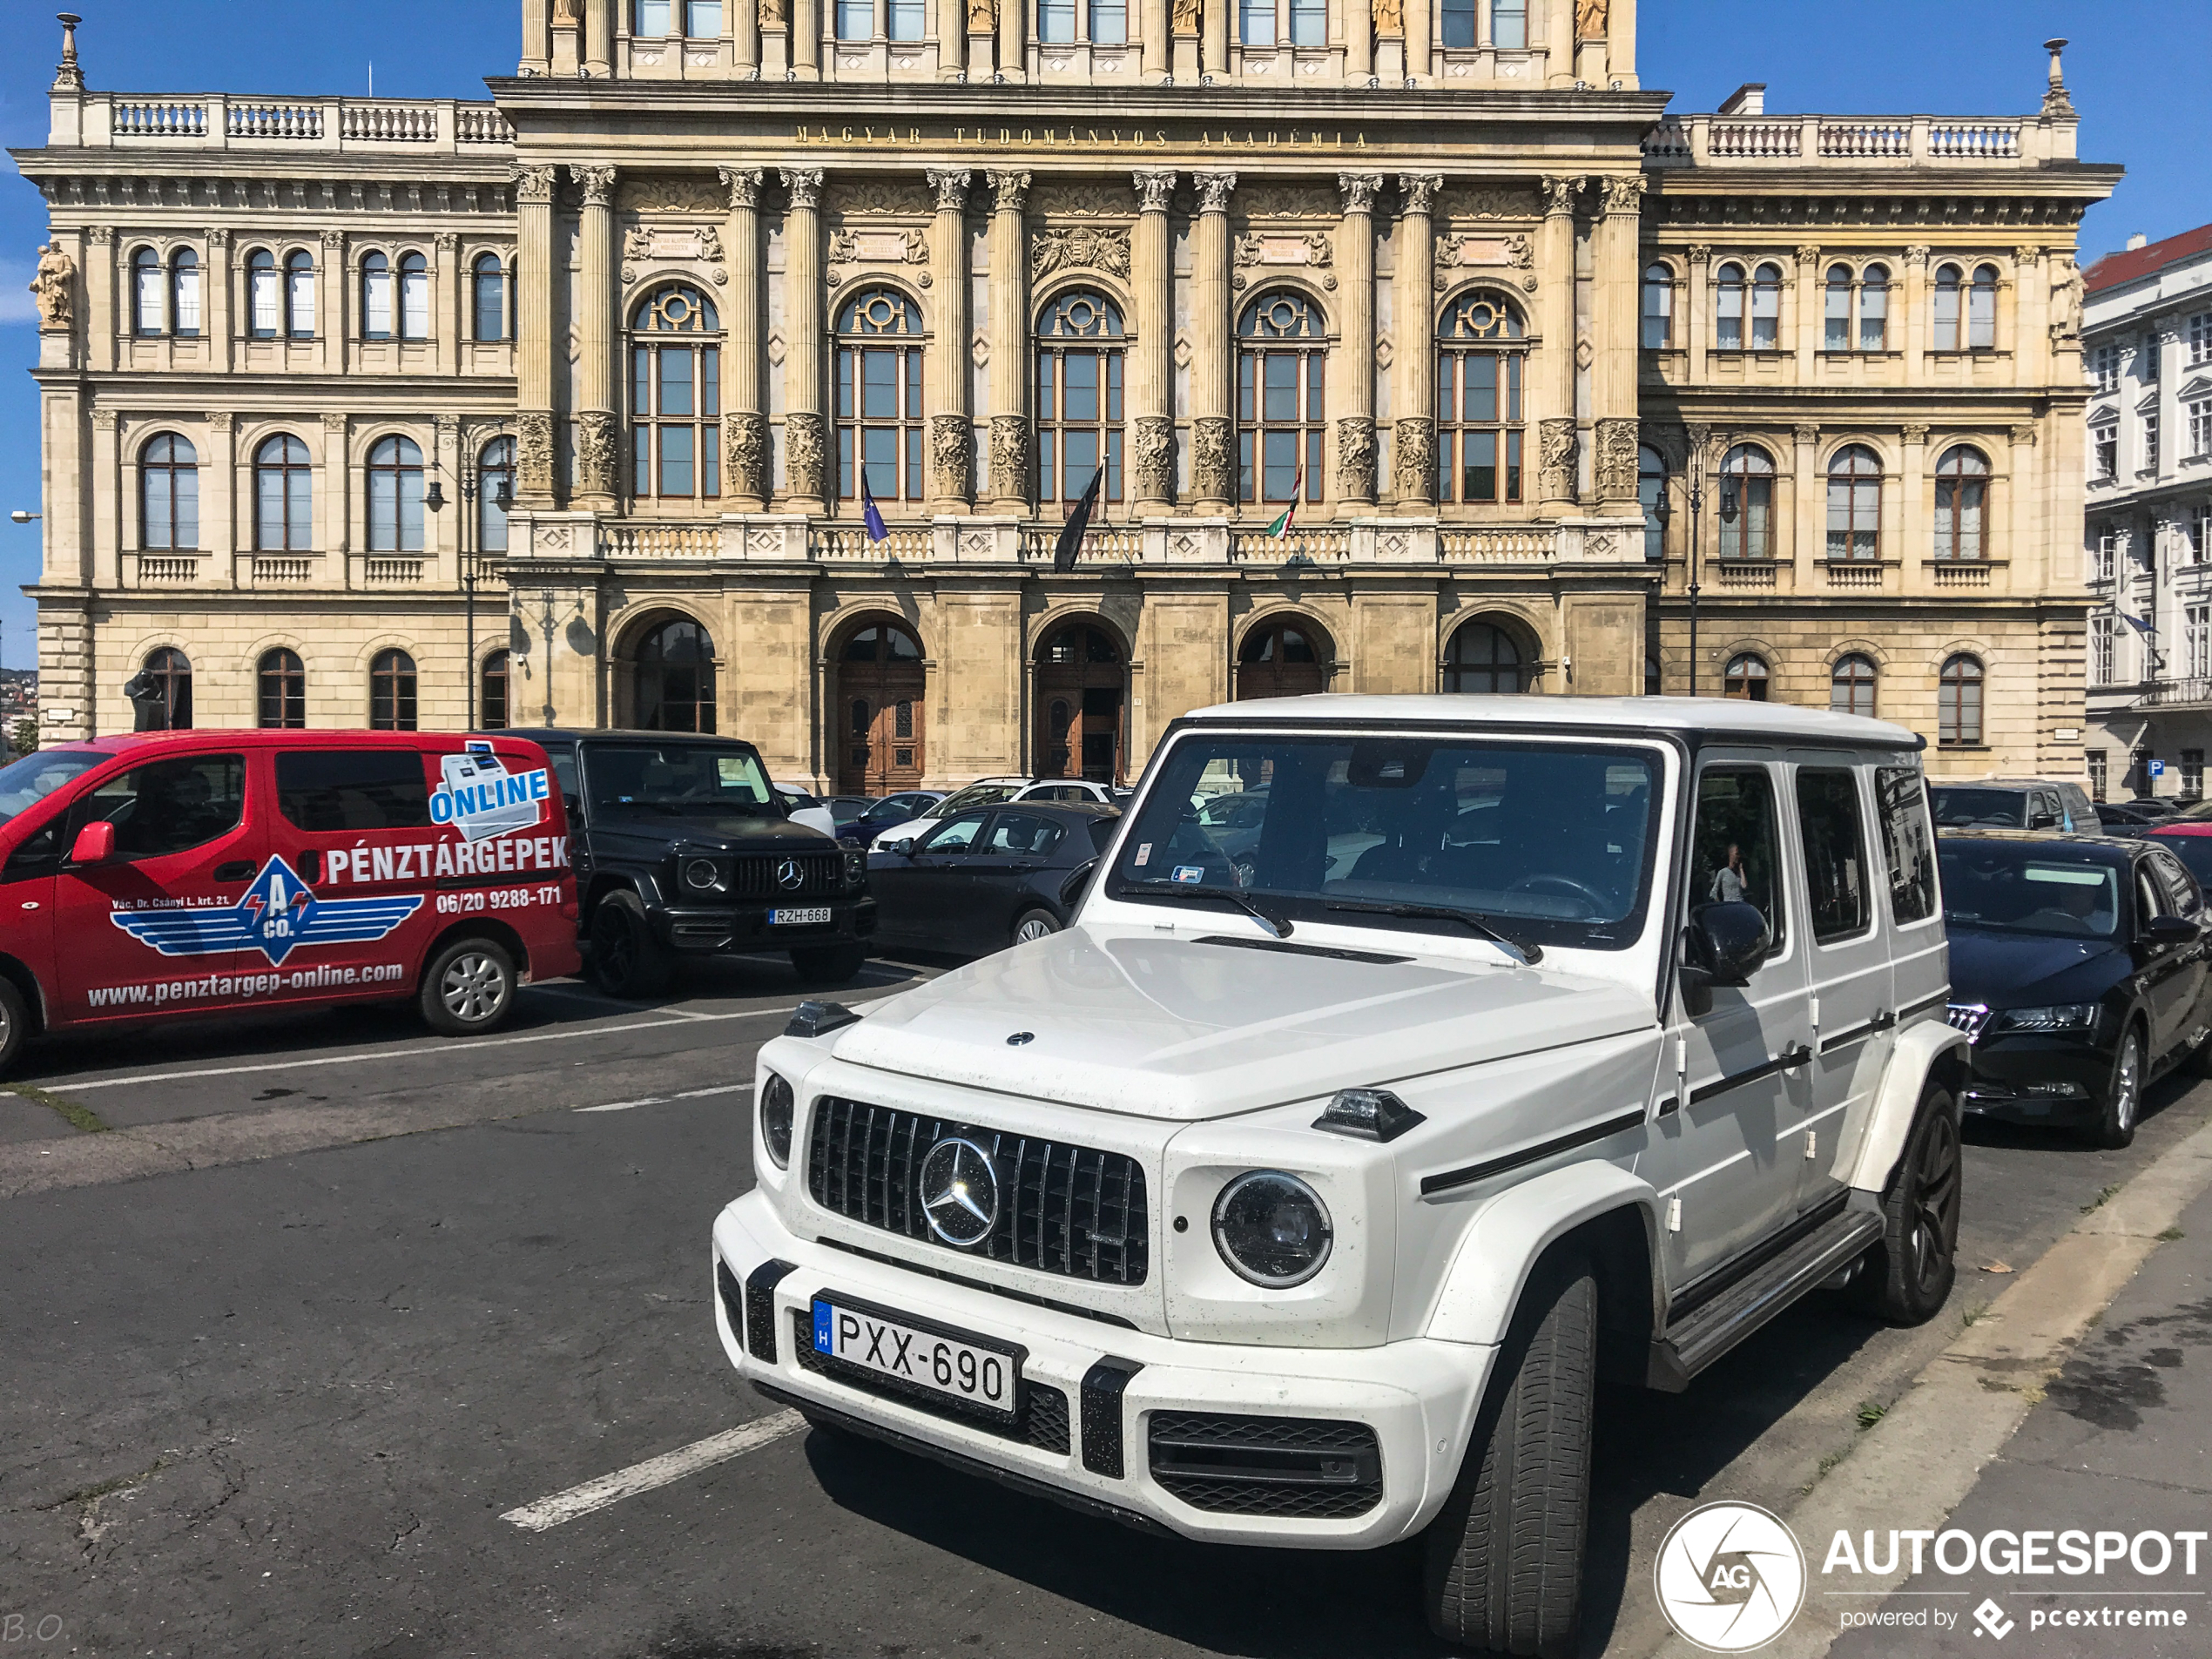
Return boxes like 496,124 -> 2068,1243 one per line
634,617 -> 716,732
253,435 -> 313,551
170,248 -> 200,339
1236,614 -> 1330,698
1968,263 -> 1999,350
1830,653 -> 1878,718
472,253 -> 507,342
1934,445 -> 1990,561
1436,290 -> 1527,504
1824,263 -> 1852,353
1826,443 -> 1882,561
835,288 -> 923,507
132,247 -> 163,335
1750,261 -> 1783,350
478,436 -> 516,554
142,647 -> 192,730
1036,290 -> 1125,509
1717,443 -> 1776,561
1443,619 -> 1528,693
367,435 -> 425,553
1939,654 -> 1984,746
247,249 -> 280,340
1715,261 -> 1746,351
140,434 -> 199,551
1858,263 -> 1889,351
1238,291 -> 1325,507
1724,653 -> 1770,701
1932,263 -> 1963,352
257,648 -> 306,729
398,252 -> 429,341
369,649 -> 418,732
1641,263 -> 1675,349
284,249 -> 316,339
361,252 -> 392,340
631,282 -> 722,502
1638,444 -> 1667,561
480,651 -> 509,731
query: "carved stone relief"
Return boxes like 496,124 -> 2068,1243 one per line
1032,226 -> 1130,280
1439,186 -> 1541,223
1031,183 -> 1135,219
1335,416 -> 1376,502
989,415 -> 1029,500
926,168 -> 972,213
784,411 -> 827,498
1393,417 -> 1436,502
1237,184 -> 1327,220
727,414 -> 771,502
517,410 -> 555,496
1594,417 -> 1640,499
1191,416 -> 1234,501
575,412 -> 618,496
512,165 -> 556,205
931,415 -> 973,500
1538,417 -> 1576,500
1133,170 -> 1178,213
620,175 -> 725,216
1133,415 -> 1175,503
826,179 -> 931,217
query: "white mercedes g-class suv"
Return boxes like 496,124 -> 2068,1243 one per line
712,695 -> 1966,1655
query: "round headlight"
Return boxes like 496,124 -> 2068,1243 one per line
682,857 -> 721,893
1211,1170 -> 1332,1288
759,1072 -> 795,1169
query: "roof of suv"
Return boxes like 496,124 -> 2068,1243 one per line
531,728 -> 762,745
1175,694 -> 1922,750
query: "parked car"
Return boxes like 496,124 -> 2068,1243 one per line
840,790 -> 945,848
532,731 -> 873,995
1940,828 -> 2212,1148
868,801 -> 1121,954
0,730 -> 583,1075
2091,799 -> 2177,837
716,694 -> 1966,1653
819,795 -> 880,836
864,776 -> 1122,851
1929,777 -> 2102,834
2148,816 -> 2212,889
771,782 -> 839,838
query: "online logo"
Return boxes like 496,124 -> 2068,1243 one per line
1655,1501 -> 1808,1653
1974,1599 -> 2015,1640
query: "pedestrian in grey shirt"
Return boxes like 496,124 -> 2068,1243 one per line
1710,842 -> 1749,905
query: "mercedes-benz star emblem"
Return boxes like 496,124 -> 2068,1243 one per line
917,1136 -> 1000,1248
776,857 -> 804,891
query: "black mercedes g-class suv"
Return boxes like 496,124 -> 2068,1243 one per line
532,730 -> 874,995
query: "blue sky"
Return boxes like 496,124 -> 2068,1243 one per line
0,0 -> 2202,684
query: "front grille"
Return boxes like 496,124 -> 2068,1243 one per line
806,1097 -> 1149,1286
1946,1002 -> 1993,1042
1148,1412 -> 1384,1520
731,851 -> 846,899
791,1310 -> 1070,1453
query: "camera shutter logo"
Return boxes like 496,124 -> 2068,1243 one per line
1654,1501 -> 1807,1652
917,1136 -> 1000,1247
777,857 -> 806,891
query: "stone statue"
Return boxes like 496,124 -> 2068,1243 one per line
760,0 -> 788,26
967,0 -> 995,31
552,0 -> 582,22
1575,0 -> 1608,39
1372,0 -> 1402,38
2050,258 -> 2083,342
1170,0 -> 1199,32
29,243 -> 73,330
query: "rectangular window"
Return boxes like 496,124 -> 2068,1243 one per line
660,425 -> 695,496
1289,0 -> 1324,44
1440,0 -> 1475,47
2087,750 -> 2107,802
1492,0 -> 1527,48
2093,529 -> 2116,583
2190,399 -> 2212,458
135,261 -> 164,335
2093,423 -> 2117,480
1932,281 -> 1959,353
834,0 -> 870,37
1824,280 -> 1849,352
886,0 -> 922,33
474,266 -> 506,342
363,265 -> 392,339
1642,274 -> 1672,349
1875,767 -> 1936,926
399,262 -> 429,341
1688,766 -> 1785,953
2145,413 -> 2160,473
1750,276 -> 1779,351
1238,0 -> 1273,44
1039,0 -> 1076,39
1858,279 -> 1885,351
2188,604 -> 2210,679
2090,343 -> 2120,391
2091,616 -> 2117,686
1716,280 -> 1743,352
287,262 -> 315,339
1089,0 -> 1127,39
2186,751 -> 2205,800
251,265 -> 280,338
2139,336 -> 2160,382
635,0 -> 671,31
2191,314 -> 2212,368
685,0 -> 723,32
276,750 -> 431,833
1796,768 -> 1871,942
2195,509 -> 2212,567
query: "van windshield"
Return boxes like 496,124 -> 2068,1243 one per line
0,749 -> 105,826
583,744 -> 777,815
1108,734 -> 1662,951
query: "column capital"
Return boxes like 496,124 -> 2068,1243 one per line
1905,244 -> 1931,268
1901,423 -> 1930,445
1794,242 -> 1821,266
511,165 -> 556,204
781,167 -> 825,210
1398,173 -> 1443,215
1685,242 -> 1711,265
1540,174 -> 1580,217
988,170 -> 1032,212
1598,175 -> 1645,218
205,226 -> 232,252
1338,172 -> 1385,214
574,165 -> 617,207
1194,170 -> 1238,214
927,167 -> 974,212
1132,169 -> 1178,213
718,165 -> 766,210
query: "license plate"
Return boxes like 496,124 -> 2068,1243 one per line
811,1294 -> 1022,1422
770,907 -> 833,926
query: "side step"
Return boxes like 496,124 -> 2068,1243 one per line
1646,1206 -> 1885,1393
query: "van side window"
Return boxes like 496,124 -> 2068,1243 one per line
546,750 -> 580,803
2149,848 -> 2202,917
1687,766 -> 1786,952
1874,766 -> 1937,925
276,750 -> 432,832
1796,768 -> 1871,942
77,755 -> 246,860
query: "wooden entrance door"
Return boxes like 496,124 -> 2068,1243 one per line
1035,623 -> 1125,784
1236,615 -> 1330,699
837,620 -> 927,794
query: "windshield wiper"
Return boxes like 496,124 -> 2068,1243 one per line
1127,882 -> 1293,938
1323,900 -> 1543,965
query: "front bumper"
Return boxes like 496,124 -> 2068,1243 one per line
658,896 -> 877,954
711,1190 -> 1492,1549
1960,1030 -> 2109,1120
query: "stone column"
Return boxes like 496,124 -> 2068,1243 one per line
999,0 -> 1026,81
1345,0 -> 1372,79
927,167 -> 974,515
940,0 -> 966,78
89,408 -> 118,591
1334,172 -> 1382,511
733,0 -> 759,72
586,0 -> 615,75
1792,421 -> 1819,565
1535,175 -> 1578,510
1902,244 -> 1929,386
792,0 -> 822,77
1792,241 -> 1818,380
1190,169 -> 1238,513
2007,422 -> 2038,568
435,231 -> 461,376
2013,244 -> 2049,387
1683,240 -> 1709,383
781,167 -> 827,512
1202,0 -> 1228,78
522,0 -> 552,72
1129,168 -> 1178,516
321,413 -> 350,576
985,168 -> 1032,512
1900,422 -> 1928,566
1592,175 -> 1643,511
1393,172 -> 1440,514
719,166 -> 769,509
1405,0 -> 1431,80
319,230 -> 343,374
206,228 -> 233,374
1140,0 -> 1170,79
513,164 -> 558,507
206,411 -> 236,573
573,165 -> 619,509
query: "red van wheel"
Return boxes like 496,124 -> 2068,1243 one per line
421,938 -> 516,1036
0,978 -> 29,1080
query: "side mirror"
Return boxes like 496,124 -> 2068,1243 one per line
887,838 -> 915,858
69,820 -> 116,866
2029,812 -> 2060,831
2143,914 -> 2198,946
1680,901 -> 1772,1015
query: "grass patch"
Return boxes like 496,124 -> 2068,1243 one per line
2080,1184 -> 2121,1215
6,1083 -> 108,1135
1801,1448 -> 1850,1494
1855,1399 -> 1887,1430
2158,1225 -> 2186,1242
1961,1301 -> 1991,1328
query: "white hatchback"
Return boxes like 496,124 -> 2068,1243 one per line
867,776 -> 1118,851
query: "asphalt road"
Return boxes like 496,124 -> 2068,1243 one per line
1,957 -> 2207,1659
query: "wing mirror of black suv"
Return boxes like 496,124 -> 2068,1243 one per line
1677,901 -> 1773,1017
886,838 -> 916,858
2142,913 -> 2199,947
2029,811 -> 2060,830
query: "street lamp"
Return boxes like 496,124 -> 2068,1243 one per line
9,511 -> 38,524
1656,429 -> 1737,696
423,431 -> 513,729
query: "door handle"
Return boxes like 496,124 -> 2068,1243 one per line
213,860 -> 256,882
1870,1008 -> 1897,1032
1778,1043 -> 1814,1071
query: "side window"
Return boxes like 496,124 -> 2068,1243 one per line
922,813 -> 988,853
1795,768 -> 1872,942
2150,849 -> 2201,917
986,812 -> 1067,857
2029,791 -> 2060,830
76,755 -> 246,860
2136,864 -> 2169,927
1687,765 -> 1786,954
1875,766 -> 1938,925
546,749 -> 581,803
276,750 -> 433,832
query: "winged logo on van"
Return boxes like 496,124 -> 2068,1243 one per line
109,856 -> 424,967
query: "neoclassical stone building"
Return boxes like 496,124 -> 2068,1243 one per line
14,4 -> 2115,786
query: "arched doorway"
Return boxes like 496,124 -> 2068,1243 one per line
632,616 -> 717,732
1442,617 -> 1533,693
1236,614 -> 1332,699
835,617 -> 927,794
1035,620 -> 1126,784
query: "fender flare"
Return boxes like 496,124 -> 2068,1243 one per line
1846,1019 -> 1971,1191
1424,1159 -> 1663,1348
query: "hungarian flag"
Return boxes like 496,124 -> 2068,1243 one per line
1051,466 -> 1105,573
1264,469 -> 1303,537
860,475 -> 888,543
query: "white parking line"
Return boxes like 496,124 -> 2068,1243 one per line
573,1082 -> 752,1114
501,1410 -> 806,1531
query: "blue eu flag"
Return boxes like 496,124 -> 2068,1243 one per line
861,475 -> 888,543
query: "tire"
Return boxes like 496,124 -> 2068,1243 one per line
1847,1083 -> 1962,1325
0,976 -> 32,1081
791,944 -> 867,984
1424,1251 -> 1596,1658
1012,908 -> 1061,946
589,889 -> 671,999
2087,1023 -> 2143,1150
419,937 -> 517,1037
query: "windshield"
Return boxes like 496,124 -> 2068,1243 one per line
1939,841 -> 2121,939
0,748 -> 105,826
1929,786 -> 2029,829
1109,734 -> 1661,950
583,744 -> 777,814
934,782 -> 1022,816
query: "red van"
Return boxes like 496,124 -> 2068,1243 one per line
0,730 -> 583,1076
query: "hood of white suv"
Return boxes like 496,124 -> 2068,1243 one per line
833,927 -> 1655,1119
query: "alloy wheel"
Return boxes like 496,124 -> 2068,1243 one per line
1905,1109 -> 1960,1300
594,909 -> 636,980
1015,916 -> 1057,943
440,951 -> 508,1025
2114,1032 -> 2141,1134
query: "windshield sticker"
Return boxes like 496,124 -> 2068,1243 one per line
2025,867 -> 2108,886
1135,842 -> 1152,867
1170,865 -> 1204,884
430,752 -> 550,842
109,856 -> 421,967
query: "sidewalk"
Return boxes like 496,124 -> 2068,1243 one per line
1826,1184 -> 2212,1658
